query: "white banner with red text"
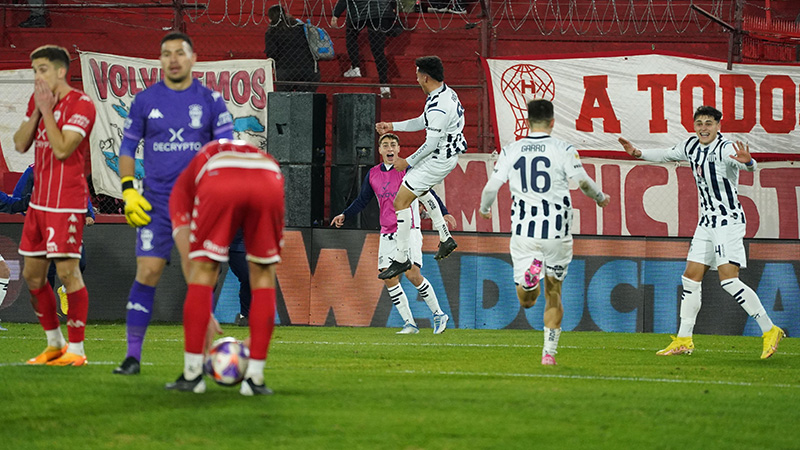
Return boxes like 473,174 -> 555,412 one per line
482,52 -> 800,158
434,153 -> 800,239
79,51 -> 274,198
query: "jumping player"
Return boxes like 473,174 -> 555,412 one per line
331,133 -> 454,334
375,55 -> 467,280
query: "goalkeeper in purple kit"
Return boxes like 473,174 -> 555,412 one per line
113,31 -> 234,375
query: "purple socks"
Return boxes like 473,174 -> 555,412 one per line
125,281 -> 156,361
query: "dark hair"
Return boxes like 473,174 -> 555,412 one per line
267,4 -> 296,28
415,56 -> 444,82
30,45 -> 70,70
693,106 -> 722,122
379,133 -> 400,145
527,99 -> 554,124
161,31 -> 194,51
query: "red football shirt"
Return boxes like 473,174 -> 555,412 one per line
25,89 -> 96,211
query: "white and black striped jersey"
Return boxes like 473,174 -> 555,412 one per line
394,83 -> 468,166
489,132 -> 587,239
639,133 -> 755,228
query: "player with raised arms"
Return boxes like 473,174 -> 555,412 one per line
331,133 -> 453,334
375,55 -> 467,280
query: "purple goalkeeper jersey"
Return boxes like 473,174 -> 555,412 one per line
119,78 -> 234,195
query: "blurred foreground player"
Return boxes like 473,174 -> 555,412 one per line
166,140 -> 284,395
12,45 -> 96,366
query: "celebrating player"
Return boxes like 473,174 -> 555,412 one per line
12,45 -> 96,366
375,55 -> 467,280
113,31 -> 234,375
165,139 -> 284,396
479,99 -> 609,365
619,105 -> 785,359
331,133 -> 453,334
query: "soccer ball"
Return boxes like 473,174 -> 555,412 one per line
204,337 -> 249,386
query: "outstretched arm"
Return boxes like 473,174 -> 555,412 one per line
729,140 -> 757,172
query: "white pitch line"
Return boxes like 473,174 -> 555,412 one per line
0,361 -> 154,367
1,336 -> 797,356
392,369 -> 800,389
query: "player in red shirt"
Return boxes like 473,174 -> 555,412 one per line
12,45 -> 96,366
166,139 -> 284,395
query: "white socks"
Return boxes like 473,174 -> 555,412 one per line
678,276 -> 702,338
721,278 -> 774,334
0,277 -> 8,307
415,277 -> 443,316
45,328 -> 66,348
184,352 -> 204,379
419,191 -> 451,242
393,208 -> 412,263
67,341 -> 85,356
245,359 -> 266,384
388,284 -> 416,326
543,327 -> 561,356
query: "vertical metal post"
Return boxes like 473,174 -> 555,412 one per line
173,0 -> 185,32
479,0 -> 492,153
727,0 -> 743,70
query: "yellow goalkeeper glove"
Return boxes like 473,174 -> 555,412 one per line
121,176 -> 152,227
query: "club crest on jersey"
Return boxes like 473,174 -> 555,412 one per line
188,104 -> 203,129
140,228 -> 154,251
54,111 -> 61,122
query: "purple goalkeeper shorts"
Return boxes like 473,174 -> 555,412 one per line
135,191 -> 174,261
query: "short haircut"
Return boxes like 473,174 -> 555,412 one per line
693,105 -> 722,122
161,31 -> 194,52
415,56 -> 444,82
379,133 -> 400,145
30,45 -> 70,70
527,99 -> 554,124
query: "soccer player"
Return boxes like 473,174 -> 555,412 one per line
12,45 -> 96,366
0,163 -> 94,315
114,31 -> 234,375
618,105 -> 785,359
479,99 -> 609,366
375,55 -> 467,280
166,139 -> 283,396
331,133 -> 454,334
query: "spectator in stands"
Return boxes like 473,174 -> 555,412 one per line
265,4 -> 320,93
19,0 -> 48,28
331,0 -> 395,98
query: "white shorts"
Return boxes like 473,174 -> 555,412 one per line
403,156 -> 459,197
687,223 -> 747,270
378,229 -> 423,270
510,234 -> 573,285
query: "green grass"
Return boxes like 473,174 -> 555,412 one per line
0,324 -> 798,449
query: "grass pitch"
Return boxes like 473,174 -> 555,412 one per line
0,323 -> 798,449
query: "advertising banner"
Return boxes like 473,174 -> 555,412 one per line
483,52 -> 800,157
79,51 -> 273,197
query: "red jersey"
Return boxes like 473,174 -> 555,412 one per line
25,89 -> 96,211
170,140 -> 281,228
